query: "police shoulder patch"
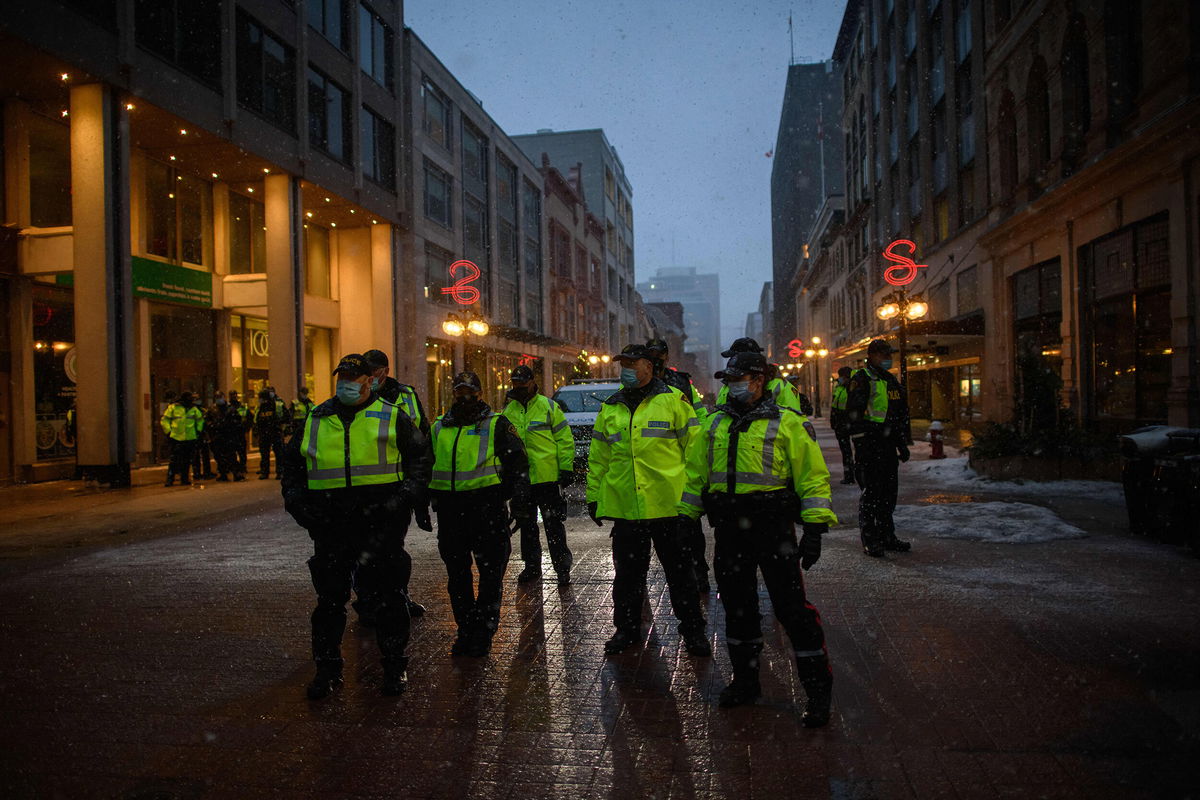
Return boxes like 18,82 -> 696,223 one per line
803,421 -> 818,442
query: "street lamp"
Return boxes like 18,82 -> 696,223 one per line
876,289 -> 928,446
442,309 -> 490,371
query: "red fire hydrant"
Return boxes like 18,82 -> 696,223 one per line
929,420 -> 947,459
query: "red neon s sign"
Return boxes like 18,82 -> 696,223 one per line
787,339 -> 805,359
441,260 -> 481,305
882,239 -> 927,286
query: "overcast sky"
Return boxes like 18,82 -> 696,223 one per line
406,0 -> 845,348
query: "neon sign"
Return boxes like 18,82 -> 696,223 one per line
440,260 -> 481,305
518,354 -> 536,367
882,239 -> 927,286
787,339 -> 805,359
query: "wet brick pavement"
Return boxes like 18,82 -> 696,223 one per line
1,425 -> 1198,799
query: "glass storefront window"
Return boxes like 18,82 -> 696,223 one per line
31,284 -> 76,459
957,362 -> 981,422
304,223 -> 332,298
424,338 -> 455,416
231,315 -> 271,399
303,325 -> 333,402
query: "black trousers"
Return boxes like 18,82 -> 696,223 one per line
166,439 -> 196,483
436,495 -> 512,639
610,518 -> 704,636
854,437 -> 899,549
518,482 -> 573,575
833,425 -> 855,481
680,516 -> 710,584
713,513 -> 826,657
308,523 -> 411,666
193,436 -> 213,477
236,433 -> 247,469
258,432 -> 283,476
352,506 -> 413,615
212,439 -> 242,478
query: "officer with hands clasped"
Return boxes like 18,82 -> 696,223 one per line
281,354 -> 432,700
587,344 -> 711,658
830,366 -> 857,485
846,339 -> 913,557
680,350 -> 837,726
430,371 -> 533,657
501,364 -> 575,587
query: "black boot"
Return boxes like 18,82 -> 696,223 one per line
381,657 -> 408,696
604,628 -> 641,655
719,643 -> 763,707
681,623 -> 712,657
406,599 -> 426,618
883,536 -> 911,552
796,653 -> 833,728
516,565 -> 542,584
306,659 -> 343,700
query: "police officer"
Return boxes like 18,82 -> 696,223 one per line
588,344 -> 710,658
362,349 -> 433,619
290,386 -> 314,439
846,339 -> 912,557
160,391 -> 204,486
715,338 -> 806,414
254,388 -> 288,479
193,393 -> 216,479
502,364 -> 575,586
430,371 -> 532,657
281,354 -> 431,699
830,366 -> 856,485
646,337 -> 711,593
679,350 -> 837,726
228,390 -> 250,470
210,393 -> 247,482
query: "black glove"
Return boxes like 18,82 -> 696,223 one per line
414,504 -> 433,532
284,496 -> 320,530
558,469 -> 575,488
587,501 -> 603,527
897,444 -> 910,463
800,522 -> 827,570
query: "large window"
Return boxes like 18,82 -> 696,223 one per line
304,223 -> 331,298
236,11 -> 296,133
144,159 -> 208,266
462,121 -> 488,187
424,242 -> 453,304
497,155 -> 517,222
135,0 -> 221,88
358,3 -> 393,89
956,264 -> 979,314
497,220 -> 519,325
307,68 -> 351,163
360,106 -> 395,188
307,0 -> 349,52
229,192 -> 267,274
423,159 -> 452,227
31,284 -> 76,460
463,193 -> 489,304
1025,58 -> 1051,174
422,78 -> 451,150
1082,214 -> 1171,425
523,179 -> 543,332
28,114 -> 71,228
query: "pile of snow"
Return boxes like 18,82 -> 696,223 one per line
903,455 -> 1121,500
893,501 -> 1088,543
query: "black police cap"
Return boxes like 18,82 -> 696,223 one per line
452,371 -> 482,390
721,337 -> 764,358
615,344 -> 653,362
333,354 -> 370,377
867,339 -> 894,355
645,338 -> 669,354
510,365 -> 535,382
363,349 -> 389,369
714,351 -> 769,380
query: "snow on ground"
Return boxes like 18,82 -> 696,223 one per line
901,452 -> 1122,501
893,501 -> 1089,543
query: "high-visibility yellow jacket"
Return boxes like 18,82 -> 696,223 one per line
291,397 -> 315,427
661,367 -> 707,422
586,378 -> 698,521
299,397 -> 406,490
716,377 -> 804,415
831,384 -> 848,411
679,401 -> 837,526
430,413 -> 504,492
160,403 -> 204,441
502,392 -> 573,485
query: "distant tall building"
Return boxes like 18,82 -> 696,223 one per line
770,60 -> 843,360
637,268 -> 721,377
512,128 -> 636,353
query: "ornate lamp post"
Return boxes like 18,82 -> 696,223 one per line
442,309 -> 489,372
875,292 -> 928,389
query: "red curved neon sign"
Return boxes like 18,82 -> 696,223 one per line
441,260 -> 481,305
882,239 -> 927,286
787,339 -> 805,359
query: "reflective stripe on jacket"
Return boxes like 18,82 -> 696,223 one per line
501,394 -> 572,485
831,385 -> 848,411
395,386 -> 423,429
853,368 -> 889,424
679,405 -> 837,526
430,413 -> 503,492
160,403 -> 204,441
586,381 -> 698,520
301,397 -> 404,490
292,398 -> 314,426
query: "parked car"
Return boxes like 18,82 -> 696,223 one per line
551,379 -> 621,474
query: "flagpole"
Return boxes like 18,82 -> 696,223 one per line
789,12 -> 795,65
818,101 -> 826,197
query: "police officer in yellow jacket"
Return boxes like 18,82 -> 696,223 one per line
715,338 -> 806,414
680,350 -> 838,726
160,391 -> 204,486
588,344 -> 711,658
846,339 -> 912,557
281,354 -> 432,699
431,371 -> 532,657
830,366 -> 856,485
502,364 -> 575,586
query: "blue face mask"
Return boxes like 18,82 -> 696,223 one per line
880,359 -> 894,371
370,376 -> 381,391
619,367 -> 639,388
336,379 -> 364,405
726,381 -> 753,404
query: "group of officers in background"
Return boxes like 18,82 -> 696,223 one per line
276,334 -> 912,730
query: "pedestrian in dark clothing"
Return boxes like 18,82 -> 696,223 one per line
254,388 -> 287,479
210,396 -> 247,482
228,390 -> 250,470
282,354 -> 432,700
430,371 -> 532,657
193,394 -> 216,479
846,339 -> 912,557
830,366 -> 856,485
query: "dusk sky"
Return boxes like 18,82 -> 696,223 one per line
406,0 -> 845,350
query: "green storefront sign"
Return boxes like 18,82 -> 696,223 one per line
56,257 -> 213,308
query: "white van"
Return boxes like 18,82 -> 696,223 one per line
551,379 -> 621,474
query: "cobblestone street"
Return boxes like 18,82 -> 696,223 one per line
1,427 -> 1198,799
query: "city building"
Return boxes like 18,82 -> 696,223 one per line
512,128 -> 636,354
645,300 -> 704,390
637,267 -> 721,378
792,193 -> 846,409
769,59 -> 842,361
746,281 -> 772,345
1,0 -> 409,484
